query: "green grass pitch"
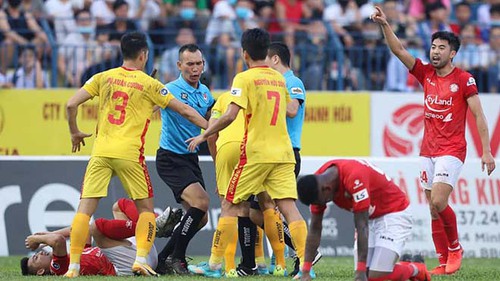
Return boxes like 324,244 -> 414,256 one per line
1,256 -> 498,280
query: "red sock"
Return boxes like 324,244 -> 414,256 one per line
95,218 -> 136,240
438,205 -> 460,250
432,218 -> 449,264
368,264 -> 414,281
117,198 -> 139,222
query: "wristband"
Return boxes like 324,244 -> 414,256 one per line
302,261 -> 313,272
357,261 -> 367,272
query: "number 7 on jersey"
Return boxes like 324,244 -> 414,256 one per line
267,91 -> 280,126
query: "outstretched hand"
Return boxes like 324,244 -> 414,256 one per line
186,134 -> 207,152
25,235 -> 41,250
71,131 -> 92,153
370,6 -> 388,25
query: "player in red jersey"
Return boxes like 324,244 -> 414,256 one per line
20,199 -> 181,276
297,159 -> 431,281
372,6 -> 496,275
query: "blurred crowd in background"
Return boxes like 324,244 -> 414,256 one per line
0,0 -> 499,92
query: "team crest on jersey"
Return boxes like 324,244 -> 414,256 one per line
466,77 -> 476,86
160,88 -> 168,96
449,83 -> 458,93
51,261 -> 60,270
231,88 -> 242,97
181,92 -> 188,100
291,87 -> 303,95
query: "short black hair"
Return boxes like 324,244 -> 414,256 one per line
297,175 -> 319,206
425,2 -> 446,19
20,257 -> 31,275
120,32 -> 148,60
455,1 -> 470,10
113,0 -> 128,11
178,43 -> 203,60
268,42 -> 291,67
432,31 -> 461,52
241,28 -> 270,61
491,4 -> 500,15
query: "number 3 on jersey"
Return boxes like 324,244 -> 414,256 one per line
108,91 -> 129,125
267,91 -> 280,126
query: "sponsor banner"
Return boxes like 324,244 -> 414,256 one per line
0,90 -> 370,156
302,92 -> 370,156
0,156 -> 355,257
302,157 -> 500,258
371,93 -> 500,158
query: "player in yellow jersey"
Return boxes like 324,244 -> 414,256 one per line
64,32 -> 208,278
186,28 -> 309,278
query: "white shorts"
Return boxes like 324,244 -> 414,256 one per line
100,238 -> 158,276
354,207 -> 413,263
420,155 -> 463,190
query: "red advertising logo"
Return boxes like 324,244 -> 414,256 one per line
383,104 -> 424,157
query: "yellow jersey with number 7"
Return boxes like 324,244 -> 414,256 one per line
228,66 -> 294,164
82,66 -> 174,162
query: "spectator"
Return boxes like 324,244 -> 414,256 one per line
163,0 -> 210,17
7,46 -> 49,88
485,25 -> 500,93
100,0 -> 137,45
254,0 -> 274,29
0,0 -> 49,74
297,20 -> 328,90
323,0 -> 361,48
0,71 -> 14,88
268,0 -> 308,50
159,27 -> 201,83
21,0 -> 46,19
477,0 -> 500,33
417,2 -> 452,51
44,0 -> 78,43
58,10 -> 111,87
385,38 -> 426,92
90,0 -> 115,26
125,0 -> 161,31
383,0 -> 408,39
166,0 -> 207,44
454,24 -> 489,75
408,0 -> 451,21
450,2 -> 481,38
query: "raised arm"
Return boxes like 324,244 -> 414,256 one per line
354,210 -> 369,281
467,95 -> 496,175
371,6 -> 415,70
25,233 -> 67,257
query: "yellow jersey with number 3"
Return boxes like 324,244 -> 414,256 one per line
83,66 -> 174,162
228,66 -> 294,164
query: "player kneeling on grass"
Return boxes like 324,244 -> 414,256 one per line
297,159 -> 431,281
20,198 -> 182,276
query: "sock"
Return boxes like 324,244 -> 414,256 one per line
255,226 -> 266,266
431,218 -> 449,265
209,217 -> 238,267
439,205 -> 460,250
238,216 -> 256,269
69,213 -> 91,264
263,209 -> 286,268
135,212 -> 156,258
95,218 -> 135,240
288,220 -> 307,265
368,264 -> 413,281
224,224 -> 238,271
158,230 -> 178,262
171,207 -> 206,259
283,221 -> 295,250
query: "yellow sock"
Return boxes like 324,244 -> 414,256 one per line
263,209 -> 286,267
255,226 -> 265,265
289,220 -> 307,265
224,223 -> 238,271
135,212 -> 156,258
69,213 -> 91,264
209,217 -> 238,267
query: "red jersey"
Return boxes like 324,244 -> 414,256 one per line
310,159 -> 409,219
50,247 -> 116,276
410,59 -> 478,162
